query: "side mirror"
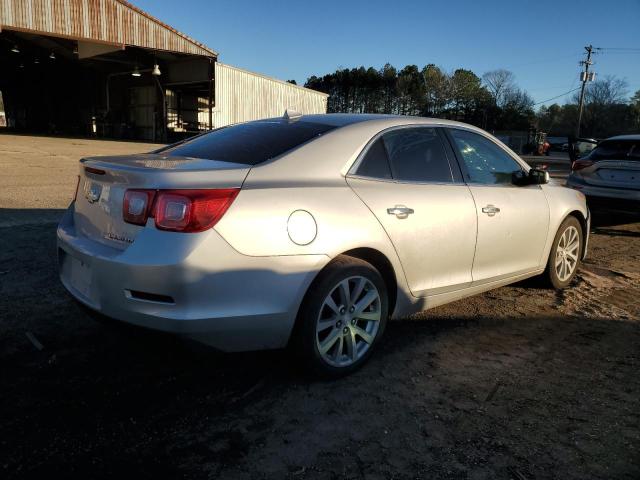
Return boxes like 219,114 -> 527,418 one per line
529,168 -> 550,185
511,170 -> 529,186
512,169 -> 549,186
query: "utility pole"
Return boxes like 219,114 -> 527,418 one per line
576,45 -> 595,137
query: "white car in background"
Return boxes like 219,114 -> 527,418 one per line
58,114 -> 589,376
567,134 -> 640,210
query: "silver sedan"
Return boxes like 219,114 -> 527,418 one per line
58,114 -> 590,376
567,134 -> 640,209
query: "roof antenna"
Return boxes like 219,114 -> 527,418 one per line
283,108 -> 302,121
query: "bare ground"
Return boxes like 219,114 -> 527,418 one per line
1,135 -> 639,479
0,133 -> 162,226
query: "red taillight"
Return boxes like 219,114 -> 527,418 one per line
154,189 -> 239,232
571,160 -> 594,171
154,193 -> 193,231
122,188 -> 239,233
73,175 -> 80,202
123,189 -> 156,226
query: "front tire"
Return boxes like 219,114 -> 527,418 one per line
544,216 -> 583,289
293,256 -> 388,378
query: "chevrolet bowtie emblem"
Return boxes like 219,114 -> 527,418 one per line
85,182 -> 102,203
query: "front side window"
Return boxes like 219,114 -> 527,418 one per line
162,120 -> 336,165
382,128 -> 453,183
449,129 -> 523,185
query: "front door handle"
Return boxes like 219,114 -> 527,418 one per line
387,205 -> 414,219
482,205 -> 501,217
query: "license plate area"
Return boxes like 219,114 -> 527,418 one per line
60,249 -> 93,300
598,168 -> 638,183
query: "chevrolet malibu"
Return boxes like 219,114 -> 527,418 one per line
58,114 -> 589,376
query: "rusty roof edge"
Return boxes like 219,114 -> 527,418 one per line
115,0 -> 218,57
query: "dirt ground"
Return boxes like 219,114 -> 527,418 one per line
1,135 -> 639,479
0,133 -> 162,226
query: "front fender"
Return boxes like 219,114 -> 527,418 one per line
540,184 -> 590,263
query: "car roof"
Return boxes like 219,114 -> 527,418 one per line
246,113 -> 533,182
602,134 -> 640,141
295,113 -> 400,126
258,113 -> 472,129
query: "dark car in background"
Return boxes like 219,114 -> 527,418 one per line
567,135 -> 640,210
547,136 -> 568,152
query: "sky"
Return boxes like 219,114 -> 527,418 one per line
134,0 -> 640,106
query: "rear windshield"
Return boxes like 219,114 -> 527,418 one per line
588,139 -> 640,161
161,120 -> 336,165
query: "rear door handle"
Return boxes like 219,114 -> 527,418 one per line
387,205 -> 414,219
482,205 -> 500,217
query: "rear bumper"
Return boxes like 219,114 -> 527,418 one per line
57,206 -> 328,351
566,175 -> 640,204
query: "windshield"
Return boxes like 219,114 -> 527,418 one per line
161,120 -> 336,165
588,139 -> 640,162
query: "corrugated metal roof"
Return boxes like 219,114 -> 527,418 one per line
0,0 -> 217,57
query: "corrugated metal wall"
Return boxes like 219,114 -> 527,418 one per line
214,62 -> 328,127
0,0 -> 215,57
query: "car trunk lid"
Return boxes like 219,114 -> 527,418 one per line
581,160 -> 640,190
73,153 -> 250,249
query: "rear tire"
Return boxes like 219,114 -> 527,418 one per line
292,255 -> 388,378
544,216 -> 583,289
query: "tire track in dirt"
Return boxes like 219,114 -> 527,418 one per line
558,266 -> 640,320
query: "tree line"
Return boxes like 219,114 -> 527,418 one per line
304,64 -> 639,138
304,64 -> 534,131
537,77 -> 640,139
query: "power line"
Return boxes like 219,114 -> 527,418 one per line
534,45 -> 638,109
592,51 -> 640,55
503,53 -> 584,69
593,47 -> 640,56
595,47 -> 640,51
533,87 -> 582,106
527,83 -> 579,92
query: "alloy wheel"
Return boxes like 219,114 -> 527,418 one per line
315,276 -> 382,367
555,225 -> 580,282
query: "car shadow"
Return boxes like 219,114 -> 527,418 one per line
590,207 -> 640,238
2,209 -> 640,478
0,207 -> 67,228
592,227 -> 640,238
589,206 -> 640,229
5,303 -> 640,479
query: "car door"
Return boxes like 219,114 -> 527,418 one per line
445,127 -> 550,284
347,126 -> 477,296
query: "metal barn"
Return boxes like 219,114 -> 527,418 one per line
213,63 -> 328,128
0,0 -> 327,142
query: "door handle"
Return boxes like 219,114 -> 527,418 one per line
387,205 -> 414,219
482,205 -> 500,217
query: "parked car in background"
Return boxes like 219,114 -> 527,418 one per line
568,137 -> 599,161
576,138 -> 598,158
58,114 -> 590,377
567,134 -> 640,209
547,136 -> 568,152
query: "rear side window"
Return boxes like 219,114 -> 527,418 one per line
383,128 -> 453,183
588,140 -> 640,161
356,138 -> 392,179
162,120 -> 336,165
